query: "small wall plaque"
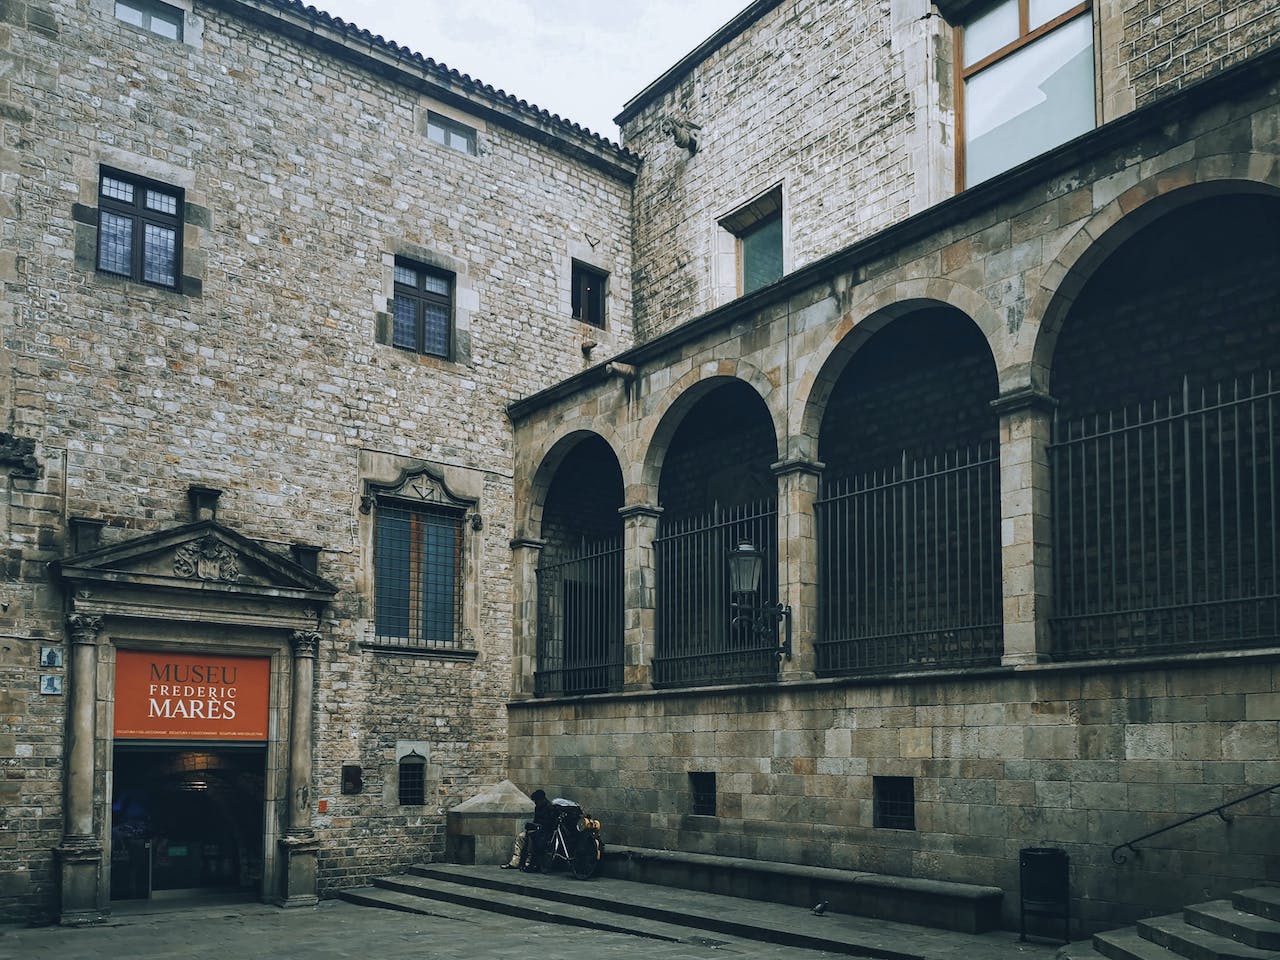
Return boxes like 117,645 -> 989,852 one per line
40,674 -> 63,695
40,646 -> 64,668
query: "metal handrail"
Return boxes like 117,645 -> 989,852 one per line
1112,782 -> 1280,864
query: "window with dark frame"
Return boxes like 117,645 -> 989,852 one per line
398,754 -> 426,806
739,211 -> 783,295
373,499 -> 464,649
721,187 -> 784,297
571,262 -> 607,328
689,771 -> 717,816
873,776 -> 916,830
96,168 -> 183,289
425,111 -> 478,155
392,259 -> 453,358
114,0 -> 184,40
957,0 -> 1094,188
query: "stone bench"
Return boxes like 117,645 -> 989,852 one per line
601,845 -> 1003,934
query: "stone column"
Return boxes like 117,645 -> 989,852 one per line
619,504 -> 661,690
992,388 -> 1056,665
509,537 -> 545,698
773,458 -> 824,679
57,613 -> 104,925
278,626 -> 320,907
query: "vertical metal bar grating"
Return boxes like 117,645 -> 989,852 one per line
814,442 -> 1003,674
653,499 -> 779,687
1049,372 -> 1279,658
534,537 -> 624,695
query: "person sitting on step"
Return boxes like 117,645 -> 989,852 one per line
500,789 -> 556,871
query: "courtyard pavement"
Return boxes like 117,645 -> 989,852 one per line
0,879 -> 1066,960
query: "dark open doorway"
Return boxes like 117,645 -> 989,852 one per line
110,745 -> 265,902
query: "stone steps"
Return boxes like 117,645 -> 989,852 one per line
341,864 -> 922,958
1055,887 -> 1280,960
338,862 -> 1053,960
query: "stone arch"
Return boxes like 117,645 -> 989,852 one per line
521,423 -> 626,541
637,360 -> 782,497
1029,162 -> 1280,392
792,279 -> 1002,462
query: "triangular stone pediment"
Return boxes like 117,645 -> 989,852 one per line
54,519 -> 337,601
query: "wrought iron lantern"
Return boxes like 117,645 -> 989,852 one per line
728,540 -> 764,596
727,539 -> 792,661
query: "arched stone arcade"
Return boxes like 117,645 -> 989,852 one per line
811,306 -> 1003,675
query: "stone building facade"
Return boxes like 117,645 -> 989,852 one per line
508,0 -> 1280,937
0,0 -> 634,924
2,0 -> 1277,937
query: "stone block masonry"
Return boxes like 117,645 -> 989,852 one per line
0,0 -> 635,923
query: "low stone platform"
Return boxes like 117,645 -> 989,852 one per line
601,845 -> 1004,934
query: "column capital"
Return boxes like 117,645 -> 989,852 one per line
290,628 -> 320,659
65,613 -> 103,645
771,456 -> 825,478
990,385 -> 1057,416
618,503 -> 663,521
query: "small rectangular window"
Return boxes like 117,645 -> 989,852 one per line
740,212 -> 783,295
392,258 -> 453,358
425,112 -> 478,156
115,0 -> 184,41
96,168 -> 183,289
689,772 -> 716,817
374,500 -> 463,648
958,0 -> 1094,187
720,186 -> 784,298
873,776 -> 916,830
398,757 -> 426,806
571,262 -> 607,328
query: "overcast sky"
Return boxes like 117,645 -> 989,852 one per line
307,0 -> 749,140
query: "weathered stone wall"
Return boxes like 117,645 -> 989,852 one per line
621,0 -> 941,340
0,0 -> 633,922
511,60 -> 1280,932
509,658 -> 1280,931
621,0 -> 1279,344
1118,0 -> 1280,107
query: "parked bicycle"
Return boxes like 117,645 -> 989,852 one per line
533,799 -> 603,879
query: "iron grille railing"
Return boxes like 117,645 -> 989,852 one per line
654,499 -> 779,687
535,537 -> 624,696
815,443 -> 1003,675
1050,373 -> 1279,659
373,501 -> 463,649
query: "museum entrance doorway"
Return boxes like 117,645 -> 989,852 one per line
110,743 -> 266,902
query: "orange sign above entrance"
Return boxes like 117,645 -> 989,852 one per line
114,650 -> 270,740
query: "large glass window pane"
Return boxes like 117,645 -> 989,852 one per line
964,13 -> 1094,187
149,10 -> 180,39
98,212 -> 134,276
419,515 -> 458,642
145,189 -> 178,215
1029,0 -> 1084,29
422,301 -> 450,357
374,508 -> 412,641
392,298 -> 418,350
741,213 -> 783,294
101,177 -> 134,204
963,0 -> 1019,66
142,223 -> 177,285
114,1 -> 145,27
423,273 -> 450,296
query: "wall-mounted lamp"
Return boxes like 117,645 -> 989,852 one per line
728,539 -> 792,661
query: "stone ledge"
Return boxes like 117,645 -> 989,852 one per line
603,844 -> 1003,934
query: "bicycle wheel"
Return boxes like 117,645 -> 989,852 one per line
571,832 -> 601,880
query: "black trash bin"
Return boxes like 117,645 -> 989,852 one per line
1019,847 -> 1069,943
